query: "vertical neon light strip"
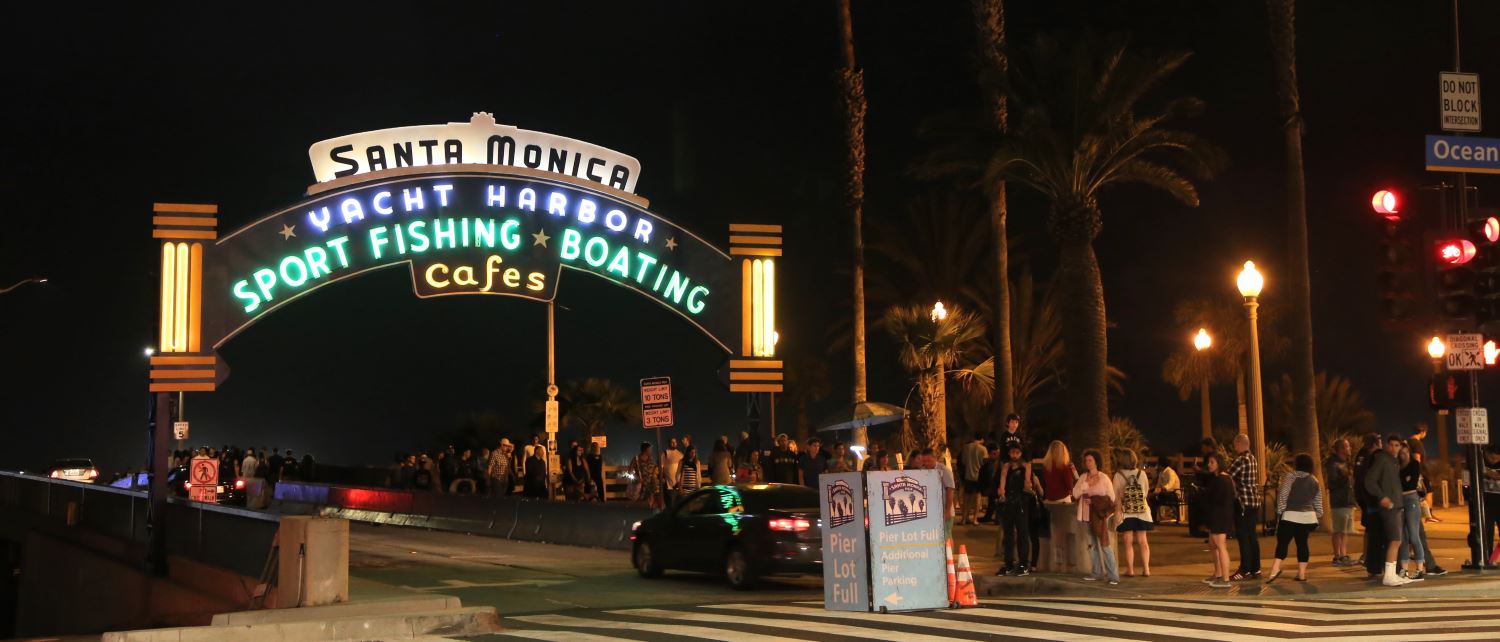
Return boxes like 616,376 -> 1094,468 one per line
188,243 -> 203,353
160,243 -> 176,352
751,258 -> 764,356
173,242 -> 189,351
741,259 -> 752,355
761,259 -> 775,357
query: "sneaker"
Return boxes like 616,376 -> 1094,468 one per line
1428,566 -> 1449,576
997,565 -> 1012,576
1230,571 -> 1251,581
1082,575 -> 1099,581
1107,579 -> 1120,586
1014,567 -> 1031,577
1202,576 -> 1217,584
1406,572 -> 1425,582
1209,580 -> 1232,588
1382,574 -> 1412,587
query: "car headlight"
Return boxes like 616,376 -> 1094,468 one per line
631,520 -> 642,531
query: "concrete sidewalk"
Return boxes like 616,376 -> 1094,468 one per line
957,504 -> 1500,600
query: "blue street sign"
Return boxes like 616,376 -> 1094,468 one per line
1426,135 -> 1500,174
865,469 -> 949,612
820,472 -> 868,611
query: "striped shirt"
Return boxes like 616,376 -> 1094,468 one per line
679,460 -> 701,492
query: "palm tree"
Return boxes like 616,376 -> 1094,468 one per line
956,269 -> 1127,422
782,350 -> 832,443
969,0 -> 1015,429
1163,296 -> 1290,442
884,303 -> 985,449
985,34 -> 1225,448
834,0 -> 870,443
550,378 -> 640,440
1268,371 -> 1375,454
1266,0 -> 1321,482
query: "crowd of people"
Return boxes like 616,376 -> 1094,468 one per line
383,435 -> 607,500
169,445 -> 314,488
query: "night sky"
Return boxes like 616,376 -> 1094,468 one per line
3,2 -> 1499,473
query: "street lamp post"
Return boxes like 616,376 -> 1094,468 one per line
1428,337 -> 1451,467
1237,261 -> 1267,485
1194,328 -> 1213,441
928,301 -> 949,451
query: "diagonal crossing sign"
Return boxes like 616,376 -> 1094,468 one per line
1446,333 -> 1484,371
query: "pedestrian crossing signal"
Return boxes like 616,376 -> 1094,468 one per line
1430,372 -> 1472,410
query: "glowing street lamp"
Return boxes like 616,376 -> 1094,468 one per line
930,301 -> 948,322
1428,336 -> 1447,361
144,347 -> 156,358
1193,328 -> 1213,440
1237,261 -> 1266,484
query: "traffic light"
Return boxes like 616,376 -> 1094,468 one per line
1375,190 -> 1415,320
1470,211 -> 1500,326
1429,371 -> 1472,409
1435,236 -> 1478,320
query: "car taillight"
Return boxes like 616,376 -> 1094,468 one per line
768,518 -> 811,532
49,471 -> 60,478
184,481 -> 192,490
234,480 -> 245,489
86,469 -> 98,478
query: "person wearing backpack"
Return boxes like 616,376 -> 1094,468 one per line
1112,448 -> 1155,577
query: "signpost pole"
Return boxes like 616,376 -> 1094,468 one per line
1471,369 -> 1488,570
546,301 -> 558,501
147,391 -> 172,575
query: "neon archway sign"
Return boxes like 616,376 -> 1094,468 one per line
149,113 -> 782,393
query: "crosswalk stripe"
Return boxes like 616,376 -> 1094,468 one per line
498,631 -> 642,642
704,602 -> 1201,642
985,597 -> 1500,622
610,607 -> 957,642
1114,596 -> 1500,613
965,599 -> 1500,636
508,613 -> 806,641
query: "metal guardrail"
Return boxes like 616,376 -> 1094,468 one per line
0,471 -> 278,577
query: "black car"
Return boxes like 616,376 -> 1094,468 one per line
631,483 -> 821,589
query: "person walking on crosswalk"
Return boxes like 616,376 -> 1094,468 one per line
1072,449 -> 1120,585
1366,433 -> 1414,586
1266,453 -> 1323,583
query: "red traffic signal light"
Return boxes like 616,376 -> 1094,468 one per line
1439,239 -> 1478,264
1372,190 -> 1399,219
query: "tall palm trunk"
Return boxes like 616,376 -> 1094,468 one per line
1056,239 -> 1110,448
835,0 -> 870,448
920,367 -> 947,450
970,0 -> 1014,432
1267,0 -> 1322,482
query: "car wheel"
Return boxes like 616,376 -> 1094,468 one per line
725,546 -> 758,590
634,540 -> 663,578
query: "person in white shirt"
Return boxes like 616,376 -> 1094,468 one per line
660,437 -> 684,502
241,451 -> 259,480
1112,449 -> 1155,577
1148,455 -> 1182,522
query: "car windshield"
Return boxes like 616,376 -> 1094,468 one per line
52,459 -> 93,469
741,485 -> 818,513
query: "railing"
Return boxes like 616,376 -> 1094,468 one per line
0,471 -> 278,577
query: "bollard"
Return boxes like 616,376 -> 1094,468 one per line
1441,480 -> 1450,509
66,500 -> 79,526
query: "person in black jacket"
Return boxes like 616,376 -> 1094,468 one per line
1188,437 -> 1218,538
1366,433 -> 1410,586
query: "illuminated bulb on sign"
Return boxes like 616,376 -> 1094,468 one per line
1371,190 -> 1399,217
1486,340 -> 1499,366
1439,239 -> 1477,265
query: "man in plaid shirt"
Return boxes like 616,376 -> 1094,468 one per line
1229,433 -> 1262,580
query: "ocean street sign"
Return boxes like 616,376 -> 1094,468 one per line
1425,135 -> 1500,175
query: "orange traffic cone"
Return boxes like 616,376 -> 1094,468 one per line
954,545 -> 978,607
945,538 -> 957,603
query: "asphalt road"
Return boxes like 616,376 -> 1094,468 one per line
346,523 -> 821,617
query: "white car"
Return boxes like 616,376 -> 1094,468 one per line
48,458 -> 99,483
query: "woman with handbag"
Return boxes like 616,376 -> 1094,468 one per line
1072,449 -> 1120,585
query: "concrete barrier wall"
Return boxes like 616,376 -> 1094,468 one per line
273,481 -> 654,551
